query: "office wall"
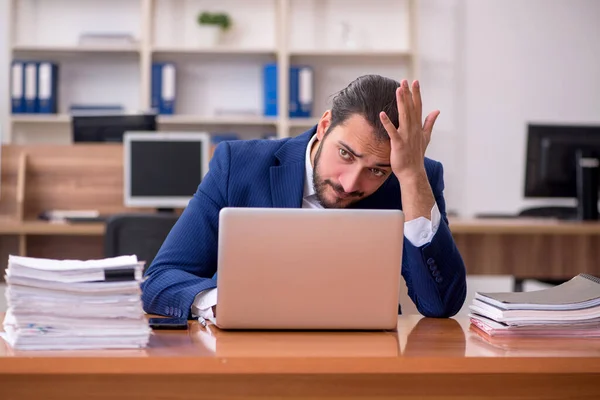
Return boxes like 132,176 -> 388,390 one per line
1,0 -> 599,217
461,0 -> 600,216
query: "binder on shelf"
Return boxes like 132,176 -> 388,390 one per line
263,63 -> 277,117
289,65 -> 314,118
151,62 -> 176,115
151,63 -> 162,113
37,62 -> 59,114
10,61 -> 25,114
24,62 -> 38,113
289,66 -> 299,117
161,63 -> 176,115
297,66 -> 314,118
262,63 -> 314,118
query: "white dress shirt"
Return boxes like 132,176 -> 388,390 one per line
191,134 -> 440,319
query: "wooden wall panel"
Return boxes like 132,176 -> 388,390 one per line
1,144 -> 148,221
26,236 -> 104,261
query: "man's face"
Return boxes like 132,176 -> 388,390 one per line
312,113 -> 392,208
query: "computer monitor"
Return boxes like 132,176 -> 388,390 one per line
72,113 -> 156,143
524,123 -> 600,220
124,132 -> 211,210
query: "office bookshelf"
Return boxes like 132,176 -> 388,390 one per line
5,0 -> 419,144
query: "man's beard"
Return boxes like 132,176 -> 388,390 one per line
312,142 -> 364,208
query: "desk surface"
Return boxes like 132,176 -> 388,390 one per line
2,315 -> 599,399
2,315 -> 600,374
2,217 -> 600,236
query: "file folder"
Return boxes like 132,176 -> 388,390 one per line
37,62 -> 59,114
263,63 -> 277,117
10,61 -> 25,114
24,62 -> 38,113
151,62 -> 176,114
297,66 -> 314,118
263,63 -> 314,118
160,63 -> 176,114
151,63 -> 163,113
289,66 -> 299,117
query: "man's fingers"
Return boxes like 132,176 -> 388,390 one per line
423,110 -> 440,143
380,111 -> 400,141
401,80 -> 414,127
412,80 -> 422,125
395,86 -> 408,137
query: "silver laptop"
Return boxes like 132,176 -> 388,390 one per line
214,207 -> 404,330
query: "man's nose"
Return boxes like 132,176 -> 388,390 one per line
339,169 -> 362,194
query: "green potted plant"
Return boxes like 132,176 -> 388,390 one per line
196,11 -> 231,46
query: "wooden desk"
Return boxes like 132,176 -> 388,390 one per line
0,218 -> 105,235
2,216 -> 600,281
449,218 -> 600,279
1,315 -> 599,400
1,142 -> 599,279
0,218 -> 106,267
449,217 -> 600,235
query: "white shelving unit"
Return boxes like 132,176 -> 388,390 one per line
5,0 -> 419,144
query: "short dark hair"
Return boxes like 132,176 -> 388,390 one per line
327,74 -> 401,141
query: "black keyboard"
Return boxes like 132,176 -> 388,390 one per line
64,216 -> 107,223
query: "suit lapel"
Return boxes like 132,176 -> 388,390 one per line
270,128 -> 316,208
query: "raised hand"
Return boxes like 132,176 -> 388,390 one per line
379,79 -> 440,182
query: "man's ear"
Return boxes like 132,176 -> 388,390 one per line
316,110 -> 331,141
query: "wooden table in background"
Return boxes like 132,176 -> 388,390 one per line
449,217 -> 600,280
2,217 -> 600,281
2,143 -> 600,280
1,315 -> 600,400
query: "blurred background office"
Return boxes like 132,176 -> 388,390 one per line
1,0 -> 599,315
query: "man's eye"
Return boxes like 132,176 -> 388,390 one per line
339,148 -> 351,159
371,168 -> 385,177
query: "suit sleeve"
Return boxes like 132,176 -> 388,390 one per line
140,142 -> 231,318
400,161 -> 467,318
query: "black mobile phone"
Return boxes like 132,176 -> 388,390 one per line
148,317 -> 189,330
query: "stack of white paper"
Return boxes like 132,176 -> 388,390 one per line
469,274 -> 600,337
1,255 -> 151,350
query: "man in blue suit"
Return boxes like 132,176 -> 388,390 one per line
141,75 -> 467,320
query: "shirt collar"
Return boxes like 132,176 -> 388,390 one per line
304,133 -> 318,198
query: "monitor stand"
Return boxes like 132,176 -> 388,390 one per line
518,206 -> 577,220
576,149 -> 599,221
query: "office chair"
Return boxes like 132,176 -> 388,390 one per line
104,213 -> 179,271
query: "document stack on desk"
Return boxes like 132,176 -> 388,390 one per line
1,255 -> 151,350
469,274 -> 600,337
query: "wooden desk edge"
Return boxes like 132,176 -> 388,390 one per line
1,217 -> 600,236
2,356 -> 600,375
0,220 -> 105,235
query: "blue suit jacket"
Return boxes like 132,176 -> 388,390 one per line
141,127 -> 467,318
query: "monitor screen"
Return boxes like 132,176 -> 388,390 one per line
124,132 -> 211,208
524,124 -> 600,198
73,114 -> 156,143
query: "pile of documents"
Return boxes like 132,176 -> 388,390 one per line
1,255 -> 151,350
469,273 -> 600,337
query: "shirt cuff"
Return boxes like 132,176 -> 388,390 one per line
403,202 -> 441,247
191,288 -> 218,319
